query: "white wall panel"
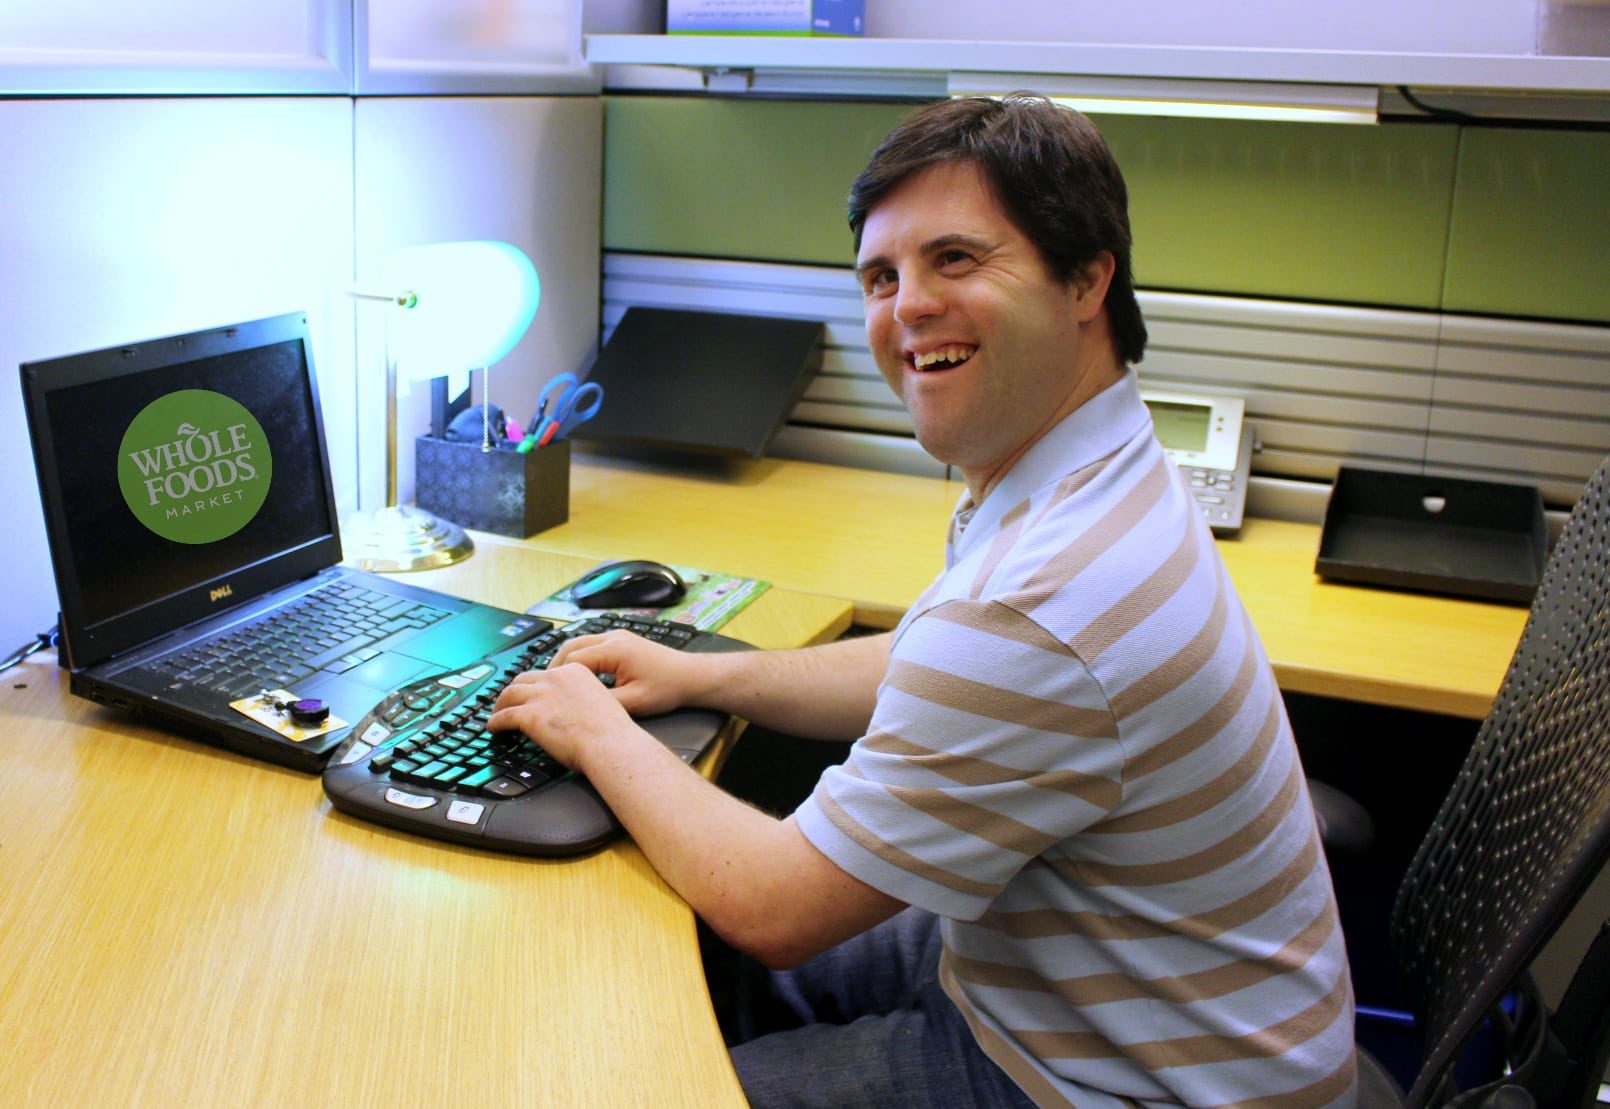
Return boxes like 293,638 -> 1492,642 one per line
356,0 -> 594,93
354,96 -> 602,509
0,0 -> 352,94
0,96 -> 356,651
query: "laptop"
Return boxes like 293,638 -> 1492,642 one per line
20,311 -> 549,773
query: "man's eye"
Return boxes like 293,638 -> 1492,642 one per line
938,250 -> 973,268
864,269 -> 897,295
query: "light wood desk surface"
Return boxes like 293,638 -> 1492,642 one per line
0,546 -> 848,1109
537,453 -> 1528,720
0,452 -> 1529,1106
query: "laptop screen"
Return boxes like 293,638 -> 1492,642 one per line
22,312 -> 343,667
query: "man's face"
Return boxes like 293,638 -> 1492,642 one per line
855,160 -> 1117,497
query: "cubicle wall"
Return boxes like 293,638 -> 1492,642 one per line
0,94 -> 600,655
601,253 -> 1610,509
601,97 -> 1610,511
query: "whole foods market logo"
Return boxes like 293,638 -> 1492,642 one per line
117,390 -> 272,544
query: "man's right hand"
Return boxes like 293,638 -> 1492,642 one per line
549,629 -> 706,718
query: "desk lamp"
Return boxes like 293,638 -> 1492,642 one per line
347,240 -> 541,572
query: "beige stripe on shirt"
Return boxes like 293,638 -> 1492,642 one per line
1123,627 -> 1263,781
1012,966 -> 1351,1066
1050,758 -> 1306,888
814,785 -> 1000,899
1202,1051 -> 1358,1109
1106,585 -> 1230,721
1070,511 -> 1204,662
981,832 -> 1326,945
1088,695 -> 1283,836
860,730 -> 1121,809
841,762 -> 1092,857
884,657 -> 1118,739
1009,456 -> 1176,616
949,897 -> 1340,1007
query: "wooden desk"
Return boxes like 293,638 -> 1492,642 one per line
0,546 -> 849,1108
537,453 -> 1527,719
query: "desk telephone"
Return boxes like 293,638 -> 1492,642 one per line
1140,390 -> 1255,536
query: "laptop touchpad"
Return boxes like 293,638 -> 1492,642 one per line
338,651 -> 435,691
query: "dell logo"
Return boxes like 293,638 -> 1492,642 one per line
209,584 -> 234,603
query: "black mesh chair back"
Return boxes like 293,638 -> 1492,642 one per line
1389,456 -> 1610,1106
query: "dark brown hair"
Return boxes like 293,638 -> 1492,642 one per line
848,94 -> 1147,366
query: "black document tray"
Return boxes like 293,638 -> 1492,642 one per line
570,307 -> 822,458
1315,467 -> 1546,604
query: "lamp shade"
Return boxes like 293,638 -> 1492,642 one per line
383,240 -> 540,382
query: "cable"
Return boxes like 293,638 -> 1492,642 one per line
1396,85 -> 1479,124
0,624 -> 59,676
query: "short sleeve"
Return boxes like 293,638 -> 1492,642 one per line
795,599 -> 1125,920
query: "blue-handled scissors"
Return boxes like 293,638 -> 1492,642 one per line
518,373 -> 604,452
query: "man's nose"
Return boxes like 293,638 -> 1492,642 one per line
893,273 -> 944,325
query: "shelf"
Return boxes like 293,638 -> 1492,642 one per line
585,33 -> 1610,98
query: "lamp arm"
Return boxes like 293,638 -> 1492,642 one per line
384,311 -> 399,509
349,287 -> 419,309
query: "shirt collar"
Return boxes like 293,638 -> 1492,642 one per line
949,370 -> 1149,563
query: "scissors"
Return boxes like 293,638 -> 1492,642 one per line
518,373 -> 604,452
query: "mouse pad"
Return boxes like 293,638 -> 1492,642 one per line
526,564 -> 769,633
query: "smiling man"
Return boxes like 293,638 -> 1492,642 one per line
490,96 -> 1355,1107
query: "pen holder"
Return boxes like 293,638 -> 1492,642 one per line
414,435 -> 569,538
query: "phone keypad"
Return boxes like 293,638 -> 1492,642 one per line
1187,468 -> 1243,532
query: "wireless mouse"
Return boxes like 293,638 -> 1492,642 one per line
570,559 -> 687,609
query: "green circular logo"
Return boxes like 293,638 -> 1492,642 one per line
117,389 -> 273,544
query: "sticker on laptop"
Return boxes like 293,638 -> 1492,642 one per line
230,689 -> 347,742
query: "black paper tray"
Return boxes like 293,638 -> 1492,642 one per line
1315,467 -> 1546,605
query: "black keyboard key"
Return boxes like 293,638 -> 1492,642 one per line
513,765 -> 556,787
483,776 -> 531,799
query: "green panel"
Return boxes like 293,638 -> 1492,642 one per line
605,99 -> 1463,311
1094,115 -> 1459,310
1444,128 -> 1610,325
603,97 -> 912,265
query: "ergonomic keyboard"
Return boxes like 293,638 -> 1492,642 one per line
322,614 -> 751,856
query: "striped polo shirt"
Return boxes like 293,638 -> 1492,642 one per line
795,371 -> 1356,1107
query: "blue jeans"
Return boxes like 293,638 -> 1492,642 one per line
730,907 -> 1038,1108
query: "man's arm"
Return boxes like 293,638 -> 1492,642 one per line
487,663 -> 904,967
553,629 -> 891,742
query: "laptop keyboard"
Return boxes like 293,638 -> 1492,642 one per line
142,582 -> 451,698
323,614 -> 741,856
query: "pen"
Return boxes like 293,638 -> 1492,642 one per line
516,398 -> 550,453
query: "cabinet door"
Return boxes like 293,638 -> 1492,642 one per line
356,0 -> 594,94
0,0 -> 352,94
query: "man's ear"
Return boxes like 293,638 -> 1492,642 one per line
1070,251 -> 1117,323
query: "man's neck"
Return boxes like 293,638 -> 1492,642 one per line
962,359 -> 1127,504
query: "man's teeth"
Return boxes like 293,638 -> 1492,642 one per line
912,347 -> 974,370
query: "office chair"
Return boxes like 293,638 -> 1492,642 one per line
1355,455 -> 1610,1108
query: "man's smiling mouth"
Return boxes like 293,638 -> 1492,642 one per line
910,345 -> 976,371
